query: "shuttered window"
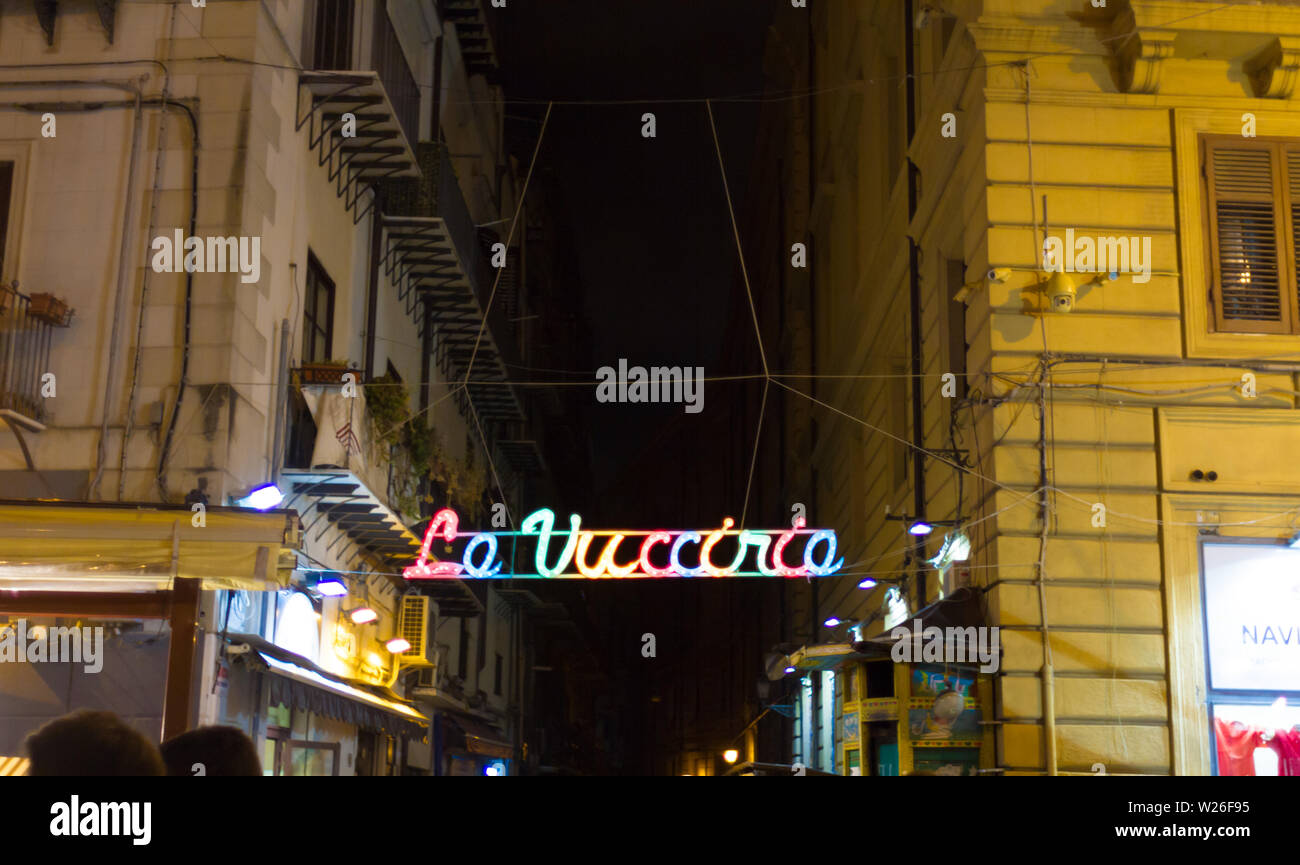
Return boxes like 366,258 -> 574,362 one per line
1202,136 -> 1300,334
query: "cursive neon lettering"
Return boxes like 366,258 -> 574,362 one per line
670,532 -> 707,576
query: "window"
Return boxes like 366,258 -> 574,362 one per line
1202,136 -> 1300,334
945,258 -> 969,399
0,161 -> 13,274
308,0 -> 354,70
302,252 -> 335,363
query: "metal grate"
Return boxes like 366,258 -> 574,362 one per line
398,593 -> 429,657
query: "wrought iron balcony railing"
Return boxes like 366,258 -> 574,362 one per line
0,283 -> 70,425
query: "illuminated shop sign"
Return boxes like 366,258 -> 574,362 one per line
403,508 -> 844,580
1203,543 -> 1300,692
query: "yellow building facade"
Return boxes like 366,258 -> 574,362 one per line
795,0 -> 1300,775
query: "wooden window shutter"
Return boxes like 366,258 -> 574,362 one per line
1287,145 -> 1300,326
1203,138 -> 1294,333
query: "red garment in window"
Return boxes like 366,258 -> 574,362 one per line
1269,729 -> 1300,777
1215,717 -> 1263,776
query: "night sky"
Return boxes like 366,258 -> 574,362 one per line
496,1 -> 775,772
499,0 -> 771,492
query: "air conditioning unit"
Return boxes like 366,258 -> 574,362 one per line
397,593 -> 432,665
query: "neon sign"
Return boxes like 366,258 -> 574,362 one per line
403,508 -> 845,580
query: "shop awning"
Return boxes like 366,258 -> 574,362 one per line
443,713 -> 512,760
228,634 -> 428,739
0,756 -> 29,776
0,500 -> 300,592
852,587 -> 987,658
765,642 -> 867,681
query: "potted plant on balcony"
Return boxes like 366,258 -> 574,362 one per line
294,358 -> 355,386
28,292 -> 74,327
366,372 -> 435,521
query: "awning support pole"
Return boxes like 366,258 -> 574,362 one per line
162,576 -> 200,741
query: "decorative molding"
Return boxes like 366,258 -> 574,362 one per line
1110,9 -> 1177,95
1245,37 -> 1300,100
33,0 -> 56,47
95,0 -> 116,44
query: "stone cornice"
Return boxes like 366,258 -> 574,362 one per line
1109,6 -> 1177,94
1245,36 -> 1300,99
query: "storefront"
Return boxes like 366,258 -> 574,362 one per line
771,588 -> 996,776
1200,540 -> 1300,776
219,632 -> 428,776
0,499 -> 299,760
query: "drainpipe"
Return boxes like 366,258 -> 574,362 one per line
364,190 -> 383,381
270,319 -> 290,485
903,0 -> 927,609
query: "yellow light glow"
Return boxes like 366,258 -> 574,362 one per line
723,749 -> 739,764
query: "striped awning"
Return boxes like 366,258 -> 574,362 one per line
0,756 -> 29,776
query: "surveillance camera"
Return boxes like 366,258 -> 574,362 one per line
986,267 -> 1012,284
1045,271 -> 1076,313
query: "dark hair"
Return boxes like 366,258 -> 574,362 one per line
24,710 -> 166,776
160,725 -> 262,777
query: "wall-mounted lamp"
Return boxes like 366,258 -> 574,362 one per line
235,483 -> 284,510
305,570 -> 348,598
348,607 -> 378,625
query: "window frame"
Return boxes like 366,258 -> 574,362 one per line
1175,108 -> 1300,359
0,143 -> 33,286
301,251 -> 336,364
1200,134 -> 1299,335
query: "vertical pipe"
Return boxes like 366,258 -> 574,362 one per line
270,318 -> 290,485
429,33 -> 444,143
364,195 -> 383,380
904,0 -> 928,609
89,86 -> 143,499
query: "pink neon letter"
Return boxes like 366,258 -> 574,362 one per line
639,532 -> 674,577
771,516 -> 810,577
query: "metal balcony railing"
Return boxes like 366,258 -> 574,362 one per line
0,283 -> 63,424
304,0 -> 421,151
370,1 -> 421,153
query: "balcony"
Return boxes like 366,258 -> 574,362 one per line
0,283 -> 71,434
296,0 -> 422,221
439,0 -> 500,78
378,143 -> 543,478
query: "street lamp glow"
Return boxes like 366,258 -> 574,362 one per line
385,637 -> 411,653
784,666 -> 796,675
312,572 -> 348,597
857,578 -> 877,590
908,520 -> 934,536
237,483 -> 284,510
349,607 -> 378,625
723,749 -> 739,764
823,616 -> 842,628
